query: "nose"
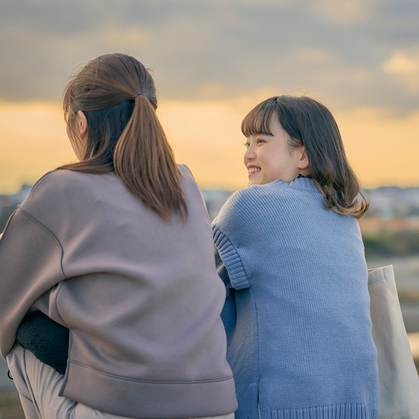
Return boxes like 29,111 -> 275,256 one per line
244,143 -> 256,164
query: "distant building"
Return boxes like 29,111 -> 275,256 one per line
364,187 -> 419,219
0,184 -> 32,207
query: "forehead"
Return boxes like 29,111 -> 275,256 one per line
268,117 -> 287,136
246,116 -> 288,142
242,103 -> 277,137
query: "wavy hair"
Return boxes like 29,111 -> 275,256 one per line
241,96 -> 368,218
61,53 -> 187,220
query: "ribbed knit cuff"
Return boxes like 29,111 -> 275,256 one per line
268,404 -> 377,419
212,227 -> 250,290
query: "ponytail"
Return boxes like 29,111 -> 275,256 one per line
113,95 -> 187,220
59,53 -> 187,220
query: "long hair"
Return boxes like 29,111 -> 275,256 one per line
61,53 -> 187,220
241,95 -> 368,219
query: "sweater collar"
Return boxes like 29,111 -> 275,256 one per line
273,177 -> 319,192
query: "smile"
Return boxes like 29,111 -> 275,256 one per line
248,167 -> 261,175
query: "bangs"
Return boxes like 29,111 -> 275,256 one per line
241,97 -> 278,137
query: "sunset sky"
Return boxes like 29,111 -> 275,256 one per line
1,0 -> 419,193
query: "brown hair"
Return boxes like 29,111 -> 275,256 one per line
242,96 -> 368,219
61,53 -> 187,220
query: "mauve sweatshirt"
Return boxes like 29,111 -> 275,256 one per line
0,165 -> 237,419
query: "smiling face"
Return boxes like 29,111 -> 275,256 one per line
244,117 -> 308,186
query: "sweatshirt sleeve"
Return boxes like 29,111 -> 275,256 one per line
0,207 -> 67,358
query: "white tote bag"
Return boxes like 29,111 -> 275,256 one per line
368,265 -> 419,418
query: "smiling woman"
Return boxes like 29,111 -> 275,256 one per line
243,117 -> 309,185
241,95 -> 368,217
212,95 -> 378,419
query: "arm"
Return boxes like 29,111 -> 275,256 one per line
16,312 -> 69,375
212,184 -> 279,291
215,248 -> 234,298
0,208 -> 66,358
212,189 -> 254,291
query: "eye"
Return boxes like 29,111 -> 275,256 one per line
243,142 -> 250,148
256,138 -> 266,144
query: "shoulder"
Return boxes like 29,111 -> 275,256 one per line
28,169 -> 97,197
177,164 -> 202,194
212,183 -> 282,240
20,170 -> 114,218
177,164 -> 198,190
177,164 -> 193,178
216,181 -> 288,220
212,179 -> 322,235
176,164 -> 211,213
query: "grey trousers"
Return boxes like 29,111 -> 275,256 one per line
7,345 -> 235,419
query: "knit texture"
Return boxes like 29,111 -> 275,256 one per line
212,178 -> 378,419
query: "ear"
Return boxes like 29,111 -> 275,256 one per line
77,110 -> 88,140
296,146 -> 309,170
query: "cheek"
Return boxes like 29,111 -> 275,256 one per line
259,148 -> 278,169
261,149 -> 290,180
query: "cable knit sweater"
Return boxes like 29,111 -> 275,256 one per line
212,178 -> 378,419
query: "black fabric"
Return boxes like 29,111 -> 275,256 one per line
16,311 -> 69,375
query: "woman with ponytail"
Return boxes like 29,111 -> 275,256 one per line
0,54 -> 237,419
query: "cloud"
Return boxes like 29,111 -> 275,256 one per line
0,0 -> 419,113
383,50 -> 419,93
315,0 -> 372,24
384,51 -> 419,74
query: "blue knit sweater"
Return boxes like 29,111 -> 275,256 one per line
212,178 -> 378,419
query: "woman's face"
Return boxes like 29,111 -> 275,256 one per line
243,118 -> 307,187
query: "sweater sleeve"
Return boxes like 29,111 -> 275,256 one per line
0,208 -> 67,358
212,188 -> 260,291
212,226 -> 250,290
212,184 -> 287,290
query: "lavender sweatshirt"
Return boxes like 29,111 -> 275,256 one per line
0,165 -> 237,418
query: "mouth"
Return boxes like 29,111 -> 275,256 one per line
247,166 -> 261,177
